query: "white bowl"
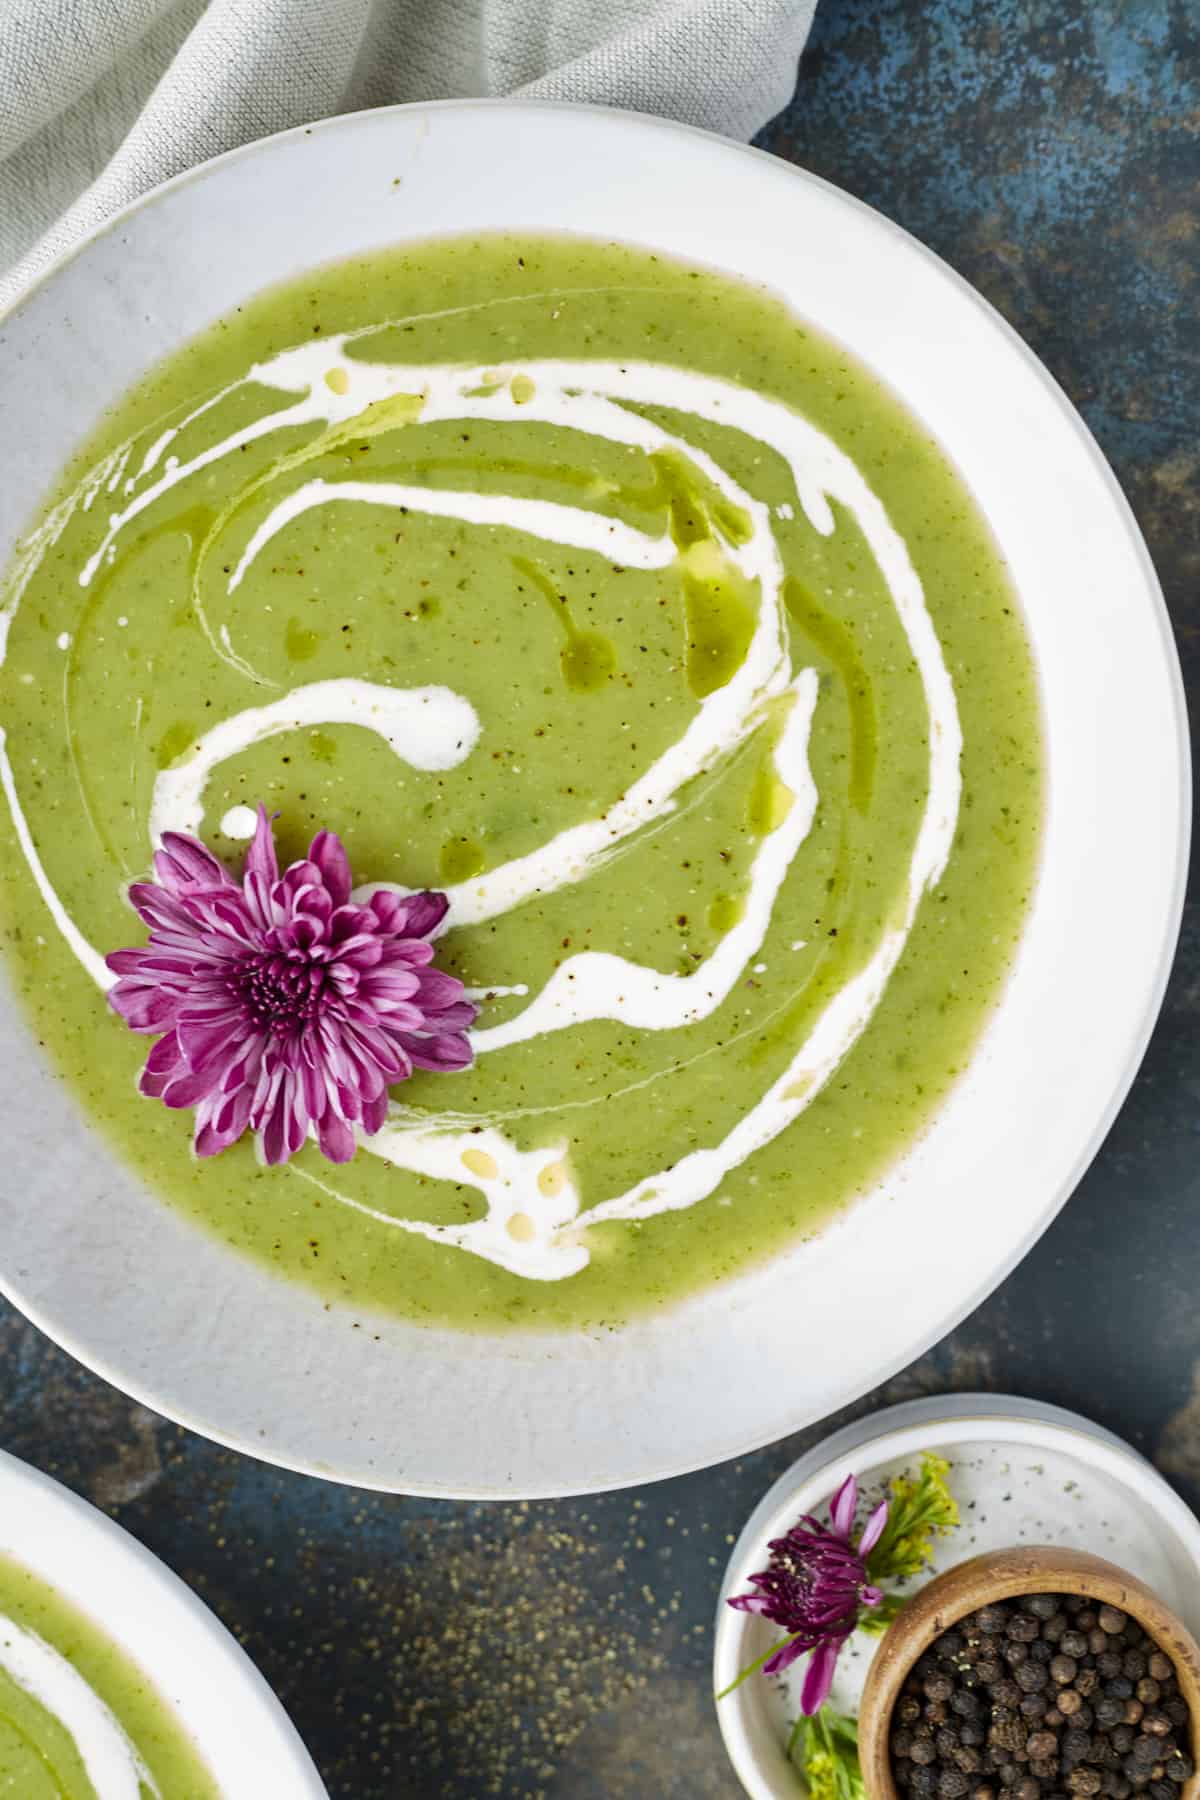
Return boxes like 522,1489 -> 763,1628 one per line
0,1446 -> 326,1794
714,1396 -> 1200,1799
0,102 -> 1188,1497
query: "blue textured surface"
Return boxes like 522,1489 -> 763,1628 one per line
1,5 -> 1197,1795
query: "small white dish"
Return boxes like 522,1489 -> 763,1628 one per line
0,1446 -> 327,1796
714,1394 -> 1200,1799
0,101 -> 1189,1496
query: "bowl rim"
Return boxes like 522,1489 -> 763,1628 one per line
0,100 -> 1190,1497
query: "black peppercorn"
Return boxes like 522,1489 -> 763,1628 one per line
888,1597 -> 1193,1800
991,1721 -> 1028,1755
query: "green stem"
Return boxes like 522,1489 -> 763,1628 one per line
716,1629 -> 807,1699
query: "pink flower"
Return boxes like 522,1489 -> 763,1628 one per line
726,1474 -> 888,1714
106,807 -> 476,1165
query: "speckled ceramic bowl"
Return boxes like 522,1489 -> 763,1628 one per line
715,1397 -> 1200,1799
0,1447 -> 326,1795
0,104 -> 1189,1495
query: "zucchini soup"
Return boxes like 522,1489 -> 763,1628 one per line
0,235 -> 1041,1330
0,1553 -> 217,1796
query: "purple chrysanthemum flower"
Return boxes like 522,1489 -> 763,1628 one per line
106,806 -> 477,1166
726,1473 -> 889,1714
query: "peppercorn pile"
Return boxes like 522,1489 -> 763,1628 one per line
890,1595 -> 1195,1800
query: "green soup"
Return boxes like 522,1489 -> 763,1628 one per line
0,1553 -> 217,1797
0,234 -> 1041,1330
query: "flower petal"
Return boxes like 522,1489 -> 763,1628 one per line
391,890 -> 448,939
726,1594 -> 777,1617
857,1498 -> 890,1558
316,1111 -> 356,1162
309,830 -> 352,907
245,805 -> 280,888
763,1635 -> 810,1676
799,1638 -> 843,1715
153,832 -> 235,894
828,1474 -> 858,1541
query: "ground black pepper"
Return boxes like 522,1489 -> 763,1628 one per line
890,1597 -> 1195,1800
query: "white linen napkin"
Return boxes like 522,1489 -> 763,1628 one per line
0,0 -> 816,311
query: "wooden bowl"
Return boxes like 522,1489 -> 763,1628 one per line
859,1546 -> 1200,1800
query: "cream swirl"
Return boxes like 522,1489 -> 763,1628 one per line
0,1608 -> 159,1798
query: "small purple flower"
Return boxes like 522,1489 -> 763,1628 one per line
106,807 -> 477,1166
727,1474 -> 889,1714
